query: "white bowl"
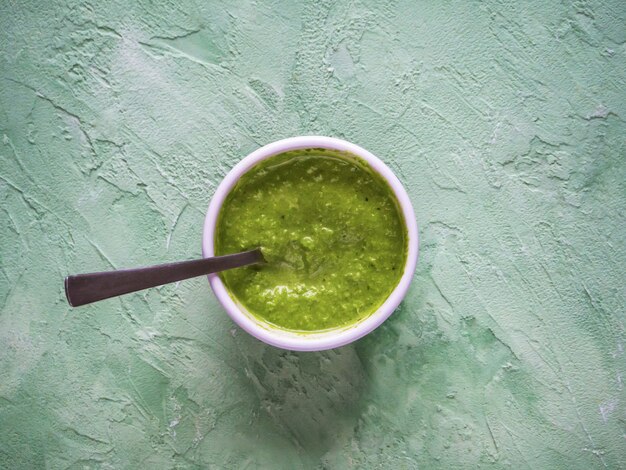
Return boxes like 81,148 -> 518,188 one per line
202,136 -> 418,351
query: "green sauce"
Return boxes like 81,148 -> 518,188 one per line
215,149 -> 407,332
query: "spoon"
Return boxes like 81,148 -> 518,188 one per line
64,249 -> 264,307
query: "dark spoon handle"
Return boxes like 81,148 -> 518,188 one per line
65,249 -> 263,307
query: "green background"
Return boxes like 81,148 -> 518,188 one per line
1,0 -> 625,468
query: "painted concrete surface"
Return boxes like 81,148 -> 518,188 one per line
1,0 -> 625,468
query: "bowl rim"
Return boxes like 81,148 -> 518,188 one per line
202,136 -> 418,351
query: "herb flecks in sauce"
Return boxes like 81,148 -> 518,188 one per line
216,149 -> 407,331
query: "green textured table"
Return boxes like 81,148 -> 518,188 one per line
1,1 -> 625,468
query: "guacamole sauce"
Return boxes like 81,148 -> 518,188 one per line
215,149 -> 407,331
